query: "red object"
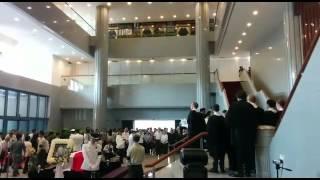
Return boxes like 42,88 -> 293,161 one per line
71,151 -> 84,172
222,81 -> 244,105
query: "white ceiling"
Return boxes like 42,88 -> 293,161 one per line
53,2 -> 218,36
218,2 -> 286,58
0,2 -> 92,63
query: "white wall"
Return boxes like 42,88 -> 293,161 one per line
51,58 -> 72,86
269,37 -> 320,178
251,24 -> 290,99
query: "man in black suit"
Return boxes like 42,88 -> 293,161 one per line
207,104 -> 226,173
187,102 -> 206,148
247,95 -> 265,175
226,90 -> 256,177
262,99 -> 280,126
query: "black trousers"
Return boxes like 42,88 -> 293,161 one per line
161,143 -> 168,155
234,130 -> 251,175
155,140 -> 161,155
211,147 -> 225,171
128,164 -> 143,178
227,145 -> 237,171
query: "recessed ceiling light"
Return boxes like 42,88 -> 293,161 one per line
253,10 -> 258,15
53,20 -> 57,23
147,16 -> 151,20
65,57 -> 70,60
235,46 -> 239,50
147,2 -> 152,4
247,22 -> 252,27
173,15 -> 177,18
160,15 -> 164,19
122,17 -> 126,21
68,4 -> 72,7
107,2 -> 112,6
169,58 -> 175,62
234,56 -> 240,60
27,6 -> 32,10
151,25 -> 154,27
268,46 -> 273,50
81,57 -> 84,60
125,60 -> 130,63
127,2 -> 132,5
276,58 -> 281,61
137,60 -> 142,63
87,3 -> 91,7
181,58 -> 187,62
242,32 -> 247,36
109,18 -> 113,21
13,17 -> 20,22
149,59 -> 155,63
232,52 -> 236,55
255,52 -> 260,55
315,30 -> 318,33
134,17 -> 138,20
76,61 -> 82,65
46,5 -> 51,9
66,19 -> 70,22
213,12 -> 216,17
186,14 -> 190,18
48,38 -> 53,41
108,60 -> 112,64
238,40 -> 242,44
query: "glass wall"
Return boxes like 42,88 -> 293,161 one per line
0,86 -> 49,133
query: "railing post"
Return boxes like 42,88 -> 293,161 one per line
200,137 -> 204,149
152,167 -> 155,178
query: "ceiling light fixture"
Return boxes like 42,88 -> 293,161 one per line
127,2 -> 132,5
87,3 -> 91,7
276,58 -> 281,61
173,15 -> 177,18
234,57 -> 240,60
238,40 -> 242,44
125,60 -> 130,63
235,46 -> 239,50
13,17 -> 20,22
160,15 -> 164,19
232,52 -> 236,55
109,18 -> 113,21
186,14 -> 190,18
65,57 -> 70,60
48,38 -> 53,41
255,52 -> 260,55
181,58 -> 187,62
122,17 -> 126,21
268,46 -> 273,50
76,61 -> 82,65
66,19 -> 70,22
46,5 -> 51,9
213,12 -> 216,16
27,6 -> 32,10
137,60 -> 142,63
147,16 -> 151,20
53,20 -> 57,23
242,32 -> 247,36
247,22 -> 252,27
108,60 -> 112,64
107,2 -> 112,6
149,59 -> 155,63
148,2 -> 152,4
169,59 -> 175,62
134,17 -> 138,20
32,28 -> 37,33
253,10 -> 258,15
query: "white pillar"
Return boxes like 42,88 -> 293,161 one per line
93,5 -> 109,129
195,2 -> 211,109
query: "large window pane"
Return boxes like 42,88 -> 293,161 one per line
37,120 -> 44,131
29,120 -> 36,131
38,97 -> 46,118
0,89 -> 5,116
7,121 -> 18,132
19,93 -> 28,117
0,119 -> 3,132
18,121 -> 28,133
29,95 -> 37,118
7,91 -> 17,116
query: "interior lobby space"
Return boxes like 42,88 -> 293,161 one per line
0,1 -> 319,178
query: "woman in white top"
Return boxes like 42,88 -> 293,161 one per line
116,131 -> 126,164
23,135 -> 33,173
81,133 -> 102,174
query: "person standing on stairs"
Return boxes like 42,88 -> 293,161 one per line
207,104 -> 226,173
187,102 -> 206,148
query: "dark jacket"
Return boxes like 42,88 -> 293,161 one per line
207,114 -> 226,148
187,110 -> 206,137
262,110 -> 280,126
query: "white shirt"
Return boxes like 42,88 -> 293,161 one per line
138,134 -> 144,144
154,131 -> 162,140
69,133 -> 84,152
122,132 -> 129,141
116,135 -> 125,149
127,134 -> 134,157
83,133 -> 90,144
160,133 -> 168,144
81,141 -> 102,171
268,107 -> 278,113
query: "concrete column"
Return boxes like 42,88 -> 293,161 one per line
195,2 -> 211,109
93,5 -> 109,129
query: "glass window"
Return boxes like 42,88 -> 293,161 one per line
7,91 -> 17,116
7,121 -> 18,132
38,97 -> 46,118
37,120 -> 44,131
19,93 -> 28,117
29,95 -> 37,118
18,121 -> 28,133
0,119 -> 3,132
29,120 -> 36,131
0,89 -> 5,116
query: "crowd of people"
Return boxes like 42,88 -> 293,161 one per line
187,90 -> 283,177
0,125 -> 188,178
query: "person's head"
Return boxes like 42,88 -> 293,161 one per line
16,132 -> 22,140
32,129 -> 36,134
213,104 -> 220,112
70,129 -> 76,134
90,133 -> 100,143
190,101 -> 199,110
25,135 -> 31,141
267,99 -> 276,108
55,132 -> 61,139
124,128 -> 128,132
133,134 -> 140,143
200,108 -> 206,114
39,131 -> 45,137
247,94 -> 257,104
85,127 -> 91,134
236,90 -> 247,101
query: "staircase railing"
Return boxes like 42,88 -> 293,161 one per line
144,131 -> 208,178
214,69 -> 229,109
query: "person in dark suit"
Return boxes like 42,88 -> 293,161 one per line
207,104 -> 226,173
187,102 -> 206,148
247,95 -> 265,175
262,99 -> 280,126
225,90 -> 256,177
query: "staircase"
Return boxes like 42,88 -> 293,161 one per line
222,81 -> 244,105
